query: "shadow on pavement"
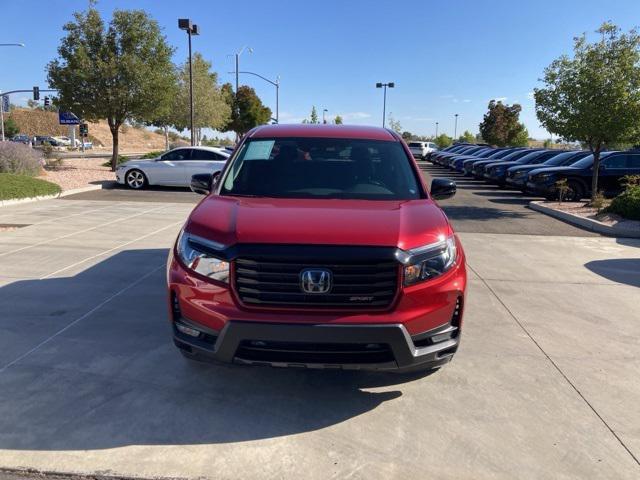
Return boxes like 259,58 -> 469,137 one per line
440,205 -> 527,221
584,258 -> 640,287
0,249 -> 426,451
616,238 -> 640,248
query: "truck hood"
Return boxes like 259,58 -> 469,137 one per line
185,196 -> 452,250
527,165 -> 582,177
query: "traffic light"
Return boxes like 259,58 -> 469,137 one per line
79,123 -> 89,137
33,86 -> 40,101
44,96 -> 50,107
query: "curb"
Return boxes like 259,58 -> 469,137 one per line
529,201 -> 640,238
0,184 -> 103,208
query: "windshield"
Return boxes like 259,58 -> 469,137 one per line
569,153 -> 599,168
220,137 -> 422,200
542,151 -> 576,166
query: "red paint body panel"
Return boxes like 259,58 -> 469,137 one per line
186,197 -> 451,251
249,123 -> 397,141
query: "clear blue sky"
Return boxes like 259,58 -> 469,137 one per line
1,0 -> 639,139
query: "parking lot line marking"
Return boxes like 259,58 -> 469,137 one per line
41,220 -> 182,279
466,262 -> 640,467
0,263 -> 166,375
0,204 -> 171,258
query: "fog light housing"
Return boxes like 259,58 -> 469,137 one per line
176,322 -> 201,338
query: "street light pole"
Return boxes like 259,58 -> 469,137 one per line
0,43 -> 25,142
454,114 -> 459,140
435,122 -> 439,138
188,30 -> 194,146
232,70 -> 280,123
323,109 -> 328,124
178,19 -> 199,146
234,46 -> 253,95
376,82 -> 395,128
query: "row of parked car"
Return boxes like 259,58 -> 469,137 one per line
10,134 -> 93,149
427,143 -> 640,201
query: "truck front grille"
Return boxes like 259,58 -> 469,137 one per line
234,257 -> 398,309
235,340 -> 394,364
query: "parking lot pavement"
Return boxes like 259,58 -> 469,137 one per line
419,163 -> 597,236
61,182 -> 201,203
0,197 -> 639,479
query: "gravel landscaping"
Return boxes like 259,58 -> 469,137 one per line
40,157 -> 116,191
532,200 -> 640,233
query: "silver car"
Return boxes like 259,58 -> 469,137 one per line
116,146 -> 230,189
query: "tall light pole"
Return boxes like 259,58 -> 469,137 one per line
0,43 -> 25,141
376,82 -> 395,128
232,71 -> 280,123
234,46 -> 253,95
178,19 -> 199,146
454,114 -> 459,140
435,122 -> 439,138
322,109 -> 328,124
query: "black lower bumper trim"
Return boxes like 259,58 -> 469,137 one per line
173,320 -> 459,371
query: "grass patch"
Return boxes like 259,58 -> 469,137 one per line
0,173 -> 61,201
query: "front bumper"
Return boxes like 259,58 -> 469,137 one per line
167,241 -> 467,372
115,169 -> 125,184
525,181 -> 554,196
173,318 -> 460,372
506,176 -> 527,189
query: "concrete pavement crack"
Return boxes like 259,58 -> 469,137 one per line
466,262 -> 640,467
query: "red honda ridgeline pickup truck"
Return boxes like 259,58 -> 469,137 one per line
167,124 -> 467,373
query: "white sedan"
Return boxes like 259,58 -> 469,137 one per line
116,146 -> 230,189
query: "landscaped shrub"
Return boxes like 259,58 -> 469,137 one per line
605,185 -> 640,220
0,142 -> 44,176
141,150 -> 165,159
101,155 -> 128,167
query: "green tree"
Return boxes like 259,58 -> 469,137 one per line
458,130 -> 475,143
401,131 -> 413,140
222,84 -> 272,137
479,100 -> 528,147
3,118 -> 19,138
434,133 -> 453,148
511,126 -> 530,147
535,23 -> 640,201
334,115 -> 343,125
173,53 -> 230,144
387,113 -> 402,133
310,106 -> 319,124
47,7 -> 176,170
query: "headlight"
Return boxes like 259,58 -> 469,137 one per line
176,230 -> 229,282
401,235 -> 457,286
512,171 -> 526,179
533,173 -> 553,182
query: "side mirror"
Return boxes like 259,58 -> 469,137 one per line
190,173 -> 213,195
430,178 -> 456,200
211,170 -> 221,188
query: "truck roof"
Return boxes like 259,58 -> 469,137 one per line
249,124 -> 397,141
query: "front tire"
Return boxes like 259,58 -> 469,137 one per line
125,169 -> 147,190
566,180 -> 585,202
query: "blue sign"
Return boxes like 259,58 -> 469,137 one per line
1,95 -> 8,113
58,111 -> 80,125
